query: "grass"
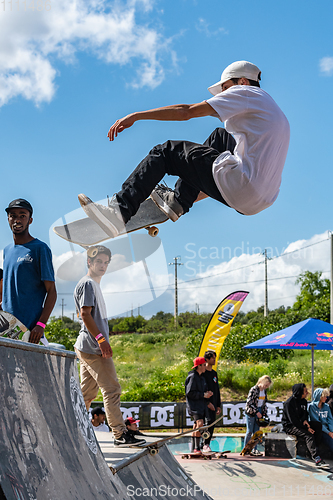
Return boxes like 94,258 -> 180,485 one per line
92,330 -> 333,403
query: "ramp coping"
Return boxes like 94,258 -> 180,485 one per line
0,337 -> 77,358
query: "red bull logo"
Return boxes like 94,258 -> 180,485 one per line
274,334 -> 286,340
317,332 -> 333,338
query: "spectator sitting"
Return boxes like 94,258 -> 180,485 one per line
309,388 -> 333,454
282,383 -> 329,468
125,417 -> 147,437
91,407 -> 110,432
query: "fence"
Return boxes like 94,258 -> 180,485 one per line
91,400 -> 284,429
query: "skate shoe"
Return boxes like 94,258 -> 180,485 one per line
150,184 -> 184,222
315,458 -> 330,469
202,445 -> 212,453
78,194 -> 125,237
250,449 -> 263,456
114,431 -> 146,447
192,449 -> 201,455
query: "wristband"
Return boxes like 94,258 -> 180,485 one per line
97,337 -> 106,345
95,333 -> 104,341
37,321 -> 46,329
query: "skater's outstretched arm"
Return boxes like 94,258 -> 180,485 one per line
107,101 -> 218,141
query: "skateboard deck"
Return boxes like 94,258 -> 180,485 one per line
240,430 -> 264,456
135,415 -> 224,455
179,450 -> 231,460
0,311 -> 31,342
53,198 -> 169,246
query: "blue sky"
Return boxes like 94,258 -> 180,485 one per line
1,0 -> 333,319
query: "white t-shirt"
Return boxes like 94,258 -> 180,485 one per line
207,86 -> 290,215
257,390 -> 265,408
92,422 -> 110,432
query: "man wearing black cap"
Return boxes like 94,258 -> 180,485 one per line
78,60 -> 289,238
3,199 -> 57,344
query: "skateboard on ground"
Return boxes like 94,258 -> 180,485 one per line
53,198 -> 169,247
240,430 -> 264,456
135,415 -> 224,456
179,450 -> 231,460
0,311 -> 31,342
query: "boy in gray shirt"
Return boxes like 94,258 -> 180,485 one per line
74,245 -> 145,447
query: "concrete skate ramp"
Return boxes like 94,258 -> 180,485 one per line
0,338 -> 210,500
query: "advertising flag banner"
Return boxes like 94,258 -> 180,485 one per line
198,291 -> 249,368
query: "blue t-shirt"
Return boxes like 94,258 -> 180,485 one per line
3,238 -> 55,330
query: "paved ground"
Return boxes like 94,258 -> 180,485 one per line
97,433 -> 333,500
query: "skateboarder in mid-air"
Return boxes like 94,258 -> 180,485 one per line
79,60 -> 290,237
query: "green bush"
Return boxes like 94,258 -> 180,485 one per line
268,357 -> 288,378
45,317 -> 77,351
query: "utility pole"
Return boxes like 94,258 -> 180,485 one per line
60,298 -> 66,319
169,256 -> 183,329
264,249 -> 268,317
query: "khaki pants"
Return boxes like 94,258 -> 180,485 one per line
75,348 -> 126,439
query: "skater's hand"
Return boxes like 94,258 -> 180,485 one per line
29,324 -> 44,344
207,403 -> 215,411
204,391 -> 213,399
329,432 -> 333,439
108,115 -> 135,141
99,340 -> 113,358
216,407 -> 222,415
256,412 -> 262,418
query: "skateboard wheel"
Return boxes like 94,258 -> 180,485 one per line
87,247 -> 98,258
149,448 -> 159,456
202,431 -> 210,440
148,226 -> 159,237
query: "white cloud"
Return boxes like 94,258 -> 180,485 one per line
319,57 -> 333,76
176,231 -> 331,314
50,230 -> 331,318
196,18 -> 228,37
0,0 -> 174,106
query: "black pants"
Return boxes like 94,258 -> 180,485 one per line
116,128 -> 236,223
204,409 -> 216,446
285,421 -> 322,460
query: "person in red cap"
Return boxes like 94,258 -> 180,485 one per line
78,60 -> 289,238
125,417 -> 147,437
185,356 -> 213,454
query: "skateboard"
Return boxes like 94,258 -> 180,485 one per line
240,430 -> 264,456
135,415 -> 224,456
0,311 -> 31,342
179,450 -> 231,460
53,198 -> 169,247
0,310 -> 49,346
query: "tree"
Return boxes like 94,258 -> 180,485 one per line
112,315 -> 147,333
291,271 -> 330,322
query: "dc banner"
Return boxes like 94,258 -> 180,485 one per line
91,401 -> 284,429
198,291 -> 249,367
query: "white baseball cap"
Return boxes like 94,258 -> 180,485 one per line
208,61 -> 261,95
